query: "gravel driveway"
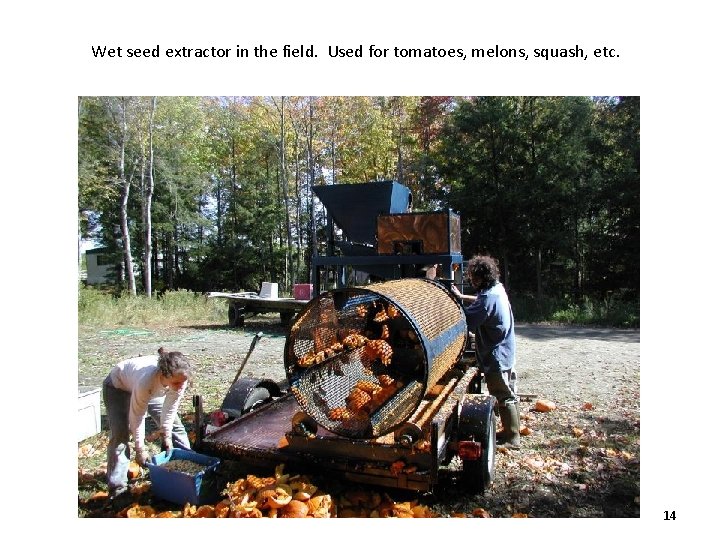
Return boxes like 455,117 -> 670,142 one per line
79,319 -> 640,414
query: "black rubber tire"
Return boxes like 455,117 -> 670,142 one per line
228,304 -> 247,327
242,386 -> 271,413
463,408 -> 497,494
228,304 -> 238,327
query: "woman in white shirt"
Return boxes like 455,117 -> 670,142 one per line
102,347 -> 192,499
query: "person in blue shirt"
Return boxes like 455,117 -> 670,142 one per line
452,255 -> 520,448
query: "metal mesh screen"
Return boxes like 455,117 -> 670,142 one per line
285,278 -> 466,438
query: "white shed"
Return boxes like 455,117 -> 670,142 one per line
85,247 -> 118,285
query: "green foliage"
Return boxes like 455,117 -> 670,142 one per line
78,95 -> 639,315
78,285 -> 226,326
512,293 -> 639,328
435,96 -> 639,304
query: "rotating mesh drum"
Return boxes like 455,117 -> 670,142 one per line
284,278 -> 467,439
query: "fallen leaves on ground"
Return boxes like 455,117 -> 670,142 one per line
87,491 -> 109,501
127,505 -> 156,518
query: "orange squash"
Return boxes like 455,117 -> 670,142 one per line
534,399 -> 557,412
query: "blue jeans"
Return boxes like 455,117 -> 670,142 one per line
103,376 -> 191,494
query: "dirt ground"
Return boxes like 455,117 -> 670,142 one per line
78,315 -> 640,518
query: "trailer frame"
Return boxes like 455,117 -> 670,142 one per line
207,292 -> 309,327
192,360 -> 497,494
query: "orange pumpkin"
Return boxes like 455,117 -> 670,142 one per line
534,399 -> 557,412
281,499 -> 310,518
127,461 -> 141,479
126,505 -> 156,518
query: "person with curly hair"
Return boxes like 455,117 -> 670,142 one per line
452,255 -> 519,448
102,347 -> 192,501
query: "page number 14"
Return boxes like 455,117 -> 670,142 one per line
664,511 -> 676,520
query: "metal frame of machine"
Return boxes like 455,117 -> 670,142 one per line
310,181 -> 465,293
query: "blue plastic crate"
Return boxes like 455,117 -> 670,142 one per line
148,448 -> 221,506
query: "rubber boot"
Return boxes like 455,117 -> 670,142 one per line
497,402 -> 521,449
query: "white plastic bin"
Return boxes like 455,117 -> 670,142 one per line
259,282 -> 278,299
78,387 -> 102,441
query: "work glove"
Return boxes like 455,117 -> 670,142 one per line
161,437 -> 173,458
135,447 -> 151,467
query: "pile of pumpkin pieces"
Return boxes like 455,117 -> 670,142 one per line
117,464 -> 436,518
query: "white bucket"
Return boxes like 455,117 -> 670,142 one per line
259,282 -> 278,299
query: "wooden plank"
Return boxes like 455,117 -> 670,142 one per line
207,291 -> 258,299
232,297 -> 308,310
208,292 -> 308,311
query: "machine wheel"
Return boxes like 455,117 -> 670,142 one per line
457,394 -> 497,494
221,379 -> 278,418
228,304 -> 246,327
242,386 -> 271,413
462,411 -> 496,493
228,304 -> 238,327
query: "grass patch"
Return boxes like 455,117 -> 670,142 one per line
78,285 -> 227,326
79,285 -> 639,328
512,294 -> 639,328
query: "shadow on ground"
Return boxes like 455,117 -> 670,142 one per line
516,323 -> 640,344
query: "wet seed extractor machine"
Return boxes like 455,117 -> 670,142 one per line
194,278 -> 498,493
193,181 -> 497,493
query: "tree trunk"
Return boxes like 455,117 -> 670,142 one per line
573,209 -> 581,301
215,175 -> 223,247
501,249 -> 510,290
78,97 -> 84,282
265,154 -> 274,282
120,181 -> 135,294
535,246 -> 543,301
144,96 -> 156,297
397,125 -> 404,184
309,98 -> 317,285
139,150 -> 147,289
118,97 -> 136,295
165,230 -> 174,289
331,136 -> 336,183
231,137 -> 238,288
293,123 -> 302,279
279,96 -> 293,292
152,235 -> 159,285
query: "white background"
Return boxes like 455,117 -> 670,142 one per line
3,0 -> 718,535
